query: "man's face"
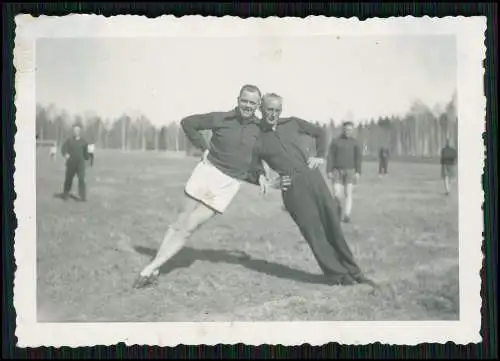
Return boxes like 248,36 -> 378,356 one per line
237,90 -> 261,119
261,97 -> 283,126
343,124 -> 354,137
73,126 -> 81,137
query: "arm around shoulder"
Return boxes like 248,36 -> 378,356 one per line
294,117 -> 327,158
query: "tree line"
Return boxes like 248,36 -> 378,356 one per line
36,93 -> 457,159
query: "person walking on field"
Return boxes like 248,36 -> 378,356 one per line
440,138 -> 457,196
326,121 -> 362,223
133,84 -> 269,289
249,93 -> 378,288
60,122 -> 90,202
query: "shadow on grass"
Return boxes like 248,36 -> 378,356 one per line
134,245 -> 339,286
53,193 -> 81,201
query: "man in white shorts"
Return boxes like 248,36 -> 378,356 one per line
133,84 -> 268,288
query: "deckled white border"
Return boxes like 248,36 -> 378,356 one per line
13,15 -> 486,347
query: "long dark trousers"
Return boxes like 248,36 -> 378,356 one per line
63,160 -> 86,200
282,169 -> 362,278
379,159 -> 388,174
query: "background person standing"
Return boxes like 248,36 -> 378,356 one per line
326,121 -> 362,223
60,122 -> 90,201
378,146 -> 390,176
440,138 -> 457,196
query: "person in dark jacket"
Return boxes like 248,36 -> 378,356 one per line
326,121 -> 362,223
441,138 -> 457,196
249,93 -> 378,288
134,84 -> 268,289
378,146 -> 390,176
60,122 -> 89,201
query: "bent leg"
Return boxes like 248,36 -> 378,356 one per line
318,182 -> 362,277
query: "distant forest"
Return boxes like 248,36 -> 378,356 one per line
36,92 -> 457,160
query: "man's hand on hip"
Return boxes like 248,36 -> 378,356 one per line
307,157 -> 324,169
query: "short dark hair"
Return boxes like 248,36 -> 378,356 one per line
343,121 -> 354,127
239,84 -> 262,98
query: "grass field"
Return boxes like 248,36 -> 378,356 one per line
36,149 -> 459,322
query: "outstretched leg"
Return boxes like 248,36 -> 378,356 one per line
135,195 -> 216,287
283,176 -> 355,285
316,174 -> 379,289
134,159 -> 241,288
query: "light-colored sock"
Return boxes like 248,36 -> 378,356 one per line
334,184 -> 345,216
140,227 -> 185,277
345,185 -> 353,217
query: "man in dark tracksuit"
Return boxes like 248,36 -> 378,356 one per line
378,146 -> 390,176
61,123 -> 89,201
249,93 -> 377,287
441,139 -> 457,196
326,122 -> 362,223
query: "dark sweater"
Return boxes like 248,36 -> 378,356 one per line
61,136 -> 89,163
249,117 -> 326,181
441,146 -> 457,165
181,108 -> 263,184
327,135 -> 362,174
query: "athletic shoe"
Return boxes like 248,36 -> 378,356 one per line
133,270 -> 160,289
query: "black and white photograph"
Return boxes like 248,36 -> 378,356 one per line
14,15 -> 485,346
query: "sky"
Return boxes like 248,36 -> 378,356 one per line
36,35 -> 456,126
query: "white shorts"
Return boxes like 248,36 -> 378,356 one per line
184,159 -> 241,214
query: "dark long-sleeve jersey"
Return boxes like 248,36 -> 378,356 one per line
61,136 -> 89,163
379,147 -> 390,160
180,108 -> 264,184
249,117 -> 327,181
326,135 -> 362,174
441,146 -> 457,165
